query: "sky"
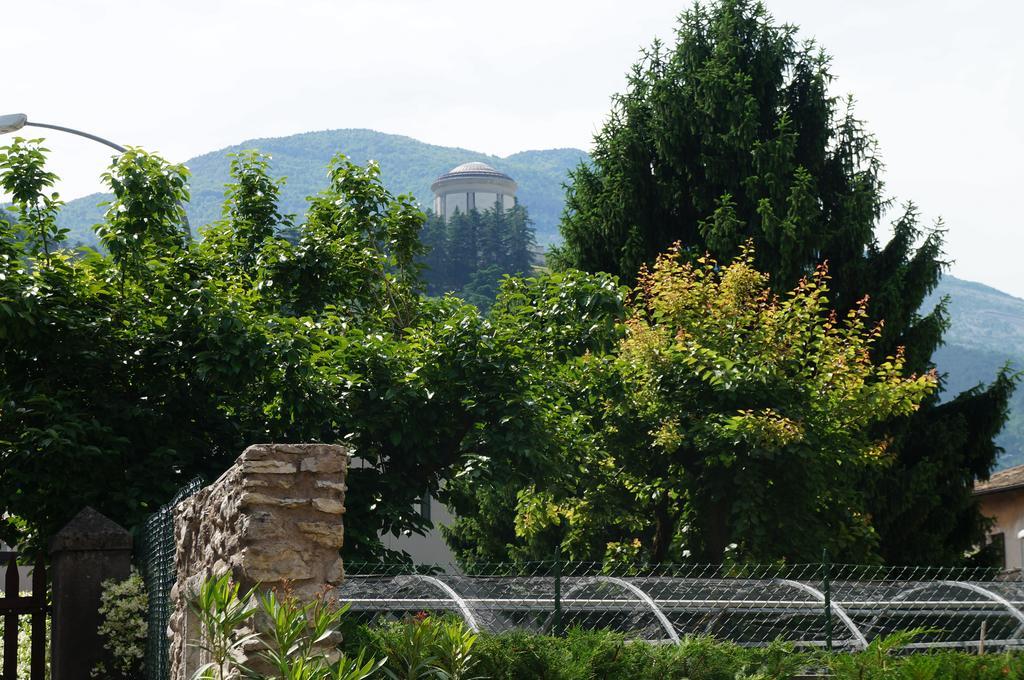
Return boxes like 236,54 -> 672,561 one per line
4,0 -> 1023,296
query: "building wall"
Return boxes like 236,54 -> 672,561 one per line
379,496 -> 458,567
474,192 -> 498,212
978,489 -> 1024,570
348,455 -> 459,567
444,192 -> 468,221
434,176 -> 517,222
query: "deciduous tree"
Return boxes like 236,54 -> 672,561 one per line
451,247 -> 936,565
0,141 -> 530,561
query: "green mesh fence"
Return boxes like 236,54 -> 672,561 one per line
339,561 -> 1024,651
140,478 -> 203,680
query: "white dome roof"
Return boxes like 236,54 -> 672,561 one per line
434,161 -> 515,184
449,161 -> 498,174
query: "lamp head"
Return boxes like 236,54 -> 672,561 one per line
0,113 -> 28,135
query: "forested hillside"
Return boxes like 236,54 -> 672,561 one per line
57,129 -> 587,246
926,276 -> 1024,468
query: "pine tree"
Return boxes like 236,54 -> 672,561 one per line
420,211 -> 451,295
476,207 -> 504,271
554,0 -> 1015,564
504,204 -> 537,275
420,203 -> 537,303
445,208 -> 477,291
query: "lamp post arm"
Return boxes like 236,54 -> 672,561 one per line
24,121 -> 191,239
24,121 -> 127,154
1,115 -> 192,239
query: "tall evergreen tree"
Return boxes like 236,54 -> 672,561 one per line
477,207 -> 505,271
420,203 -> 537,304
554,0 -> 1014,564
420,210 -> 451,294
504,204 -> 537,275
446,208 -> 477,290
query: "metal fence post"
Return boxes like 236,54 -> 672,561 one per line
553,550 -> 562,636
822,548 -> 833,652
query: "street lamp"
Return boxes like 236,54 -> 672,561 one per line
0,113 -> 126,153
0,112 -> 191,236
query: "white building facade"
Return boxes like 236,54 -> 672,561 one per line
431,162 -> 517,221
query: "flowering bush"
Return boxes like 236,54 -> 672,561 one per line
92,569 -> 148,679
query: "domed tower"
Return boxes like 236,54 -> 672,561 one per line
431,161 -> 517,222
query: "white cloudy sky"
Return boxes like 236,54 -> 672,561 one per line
5,0 -> 1022,295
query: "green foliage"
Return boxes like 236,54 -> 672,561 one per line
0,140 -> 540,562
361,615 -> 482,680
93,569 -> 148,679
429,618 -> 482,680
189,573 -> 261,679
449,248 -> 936,565
347,625 -> 1024,680
443,269 -> 627,568
188,574 -> 384,680
255,590 -> 385,680
554,0 -> 1015,565
57,130 -> 587,247
420,204 -> 536,309
96,147 -> 190,285
0,137 -> 66,261
556,0 -> 888,298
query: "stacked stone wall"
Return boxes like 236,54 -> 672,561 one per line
167,443 -> 349,679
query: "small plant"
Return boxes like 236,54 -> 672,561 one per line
373,615 -> 483,680
255,588 -> 385,680
379,616 -> 441,680
188,574 -> 384,680
189,573 -> 260,680
92,568 -> 148,679
827,628 -> 933,679
430,618 -> 482,680
728,639 -> 803,680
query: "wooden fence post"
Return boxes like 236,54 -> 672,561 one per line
3,553 -> 17,680
1,551 -> 47,680
49,507 -> 132,680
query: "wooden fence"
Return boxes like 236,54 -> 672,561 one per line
0,551 -> 46,680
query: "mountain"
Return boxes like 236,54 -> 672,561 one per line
57,129 -> 589,247
925,276 -> 1024,469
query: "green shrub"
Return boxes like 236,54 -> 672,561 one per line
467,630 -> 805,680
358,614 -> 484,679
92,568 -> 148,679
827,648 -> 1024,680
471,630 -> 571,679
350,622 -> 1024,680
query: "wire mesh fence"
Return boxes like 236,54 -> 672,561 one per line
139,478 -> 203,680
338,560 -> 1024,651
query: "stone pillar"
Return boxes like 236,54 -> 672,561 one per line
49,507 -> 133,680
168,443 -> 349,679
